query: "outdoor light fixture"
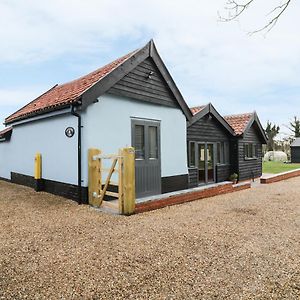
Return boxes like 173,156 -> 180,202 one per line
147,71 -> 154,79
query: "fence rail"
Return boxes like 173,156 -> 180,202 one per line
88,147 -> 135,215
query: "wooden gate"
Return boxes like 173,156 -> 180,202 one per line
88,147 -> 135,215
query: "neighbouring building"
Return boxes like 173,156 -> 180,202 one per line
224,111 -> 268,181
188,106 -> 267,186
291,138 -> 300,163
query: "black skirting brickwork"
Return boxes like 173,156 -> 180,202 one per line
10,172 -> 88,204
161,174 -> 189,194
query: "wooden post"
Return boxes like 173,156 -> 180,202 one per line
34,153 -> 42,179
121,147 -> 135,215
88,148 -> 101,207
118,148 -> 124,214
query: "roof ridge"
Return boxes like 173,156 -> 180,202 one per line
57,49 -> 139,89
224,112 -> 254,118
190,104 -> 208,109
5,47 -> 140,124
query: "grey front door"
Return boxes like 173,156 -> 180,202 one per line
132,119 -> 161,198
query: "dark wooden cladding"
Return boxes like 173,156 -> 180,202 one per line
216,164 -> 231,182
188,114 -> 231,142
188,168 -> 198,188
291,147 -> 300,163
161,174 -> 189,194
108,58 -> 179,108
237,124 -> 263,181
187,113 -> 233,186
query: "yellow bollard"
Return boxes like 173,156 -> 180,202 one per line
34,153 -> 42,180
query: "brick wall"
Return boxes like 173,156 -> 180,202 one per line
135,182 -> 251,214
260,169 -> 300,184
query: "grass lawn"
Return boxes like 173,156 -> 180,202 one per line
263,161 -> 300,174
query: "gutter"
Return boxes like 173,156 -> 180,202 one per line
71,104 -> 82,205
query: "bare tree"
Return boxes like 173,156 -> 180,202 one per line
219,0 -> 292,34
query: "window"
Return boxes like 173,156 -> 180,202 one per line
217,142 -> 229,164
254,144 -> 259,158
189,142 -> 196,167
217,143 -> 222,164
225,143 -> 230,162
149,126 -> 158,159
134,125 -> 145,159
244,143 -> 258,159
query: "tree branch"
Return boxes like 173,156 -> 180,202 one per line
250,0 -> 291,35
219,0 -> 254,22
219,0 -> 292,34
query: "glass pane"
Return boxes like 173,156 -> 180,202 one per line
249,143 -> 253,158
225,142 -> 230,163
220,142 -> 224,164
255,144 -> 259,157
198,144 -> 205,183
149,126 -> 158,159
244,144 -> 249,158
134,125 -> 145,159
207,144 -> 214,182
189,142 -> 195,167
217,143 -> 221,164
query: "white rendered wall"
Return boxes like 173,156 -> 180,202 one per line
81,93 -> 188,186
0,94 -> 188,187
0,114 -> 78,184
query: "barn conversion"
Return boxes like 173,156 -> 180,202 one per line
291,138 -> 300,163
187,105 -> 267,186
224,111 -> 268,181
0,40 -> 192,203
0,40 -> 267,204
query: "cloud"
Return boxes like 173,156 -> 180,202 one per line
0,87 -> 47,129
0,0 -> 299,134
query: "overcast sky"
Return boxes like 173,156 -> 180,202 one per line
0,0 -> 299,137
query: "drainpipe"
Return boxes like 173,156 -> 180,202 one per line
71,104 -> 82,205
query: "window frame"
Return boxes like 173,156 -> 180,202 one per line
188,141 -> 196,167
244,142 -> 259,160
148,125 -> 158,160
131,118 -> 161,162
216,141 -> 230,165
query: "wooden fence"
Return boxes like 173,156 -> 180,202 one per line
88,147 -> 135,215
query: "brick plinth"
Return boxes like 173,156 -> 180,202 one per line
135,181 -> 251,214
260,169 -> 300,184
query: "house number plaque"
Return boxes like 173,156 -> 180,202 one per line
65,127 -> 75,138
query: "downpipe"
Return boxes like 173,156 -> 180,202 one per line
71,105 -> 82,205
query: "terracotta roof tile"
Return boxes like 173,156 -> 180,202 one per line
0,126 -> 12,138
190,105 -> 206,115
224,112 -> 253,135
5,49 -> 139,124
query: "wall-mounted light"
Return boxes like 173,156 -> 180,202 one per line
147,71 -> 154,79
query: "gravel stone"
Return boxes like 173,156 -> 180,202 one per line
0,178 -> 299,299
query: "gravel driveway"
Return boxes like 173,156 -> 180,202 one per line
0,178 -> 299,299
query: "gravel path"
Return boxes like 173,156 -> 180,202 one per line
0,178 -> 300,299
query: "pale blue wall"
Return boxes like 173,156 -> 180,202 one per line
0,93 -> 188,188
81,93 -> 188,186
0,114 -> 78,184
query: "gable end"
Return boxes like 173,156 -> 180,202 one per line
107,58 -> 180,109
